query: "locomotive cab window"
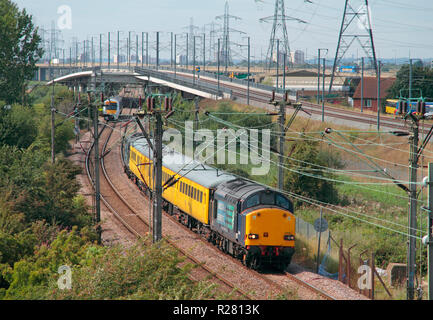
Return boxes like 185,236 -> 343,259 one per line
243,191 -> 293,212
261,191 -> 274,205
244,194 -> 260,210
276,194 -> 291,211
105,101 -> 118,110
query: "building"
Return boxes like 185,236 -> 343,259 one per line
271,51 -> 290,64
114,55 -> 126,63
176,54 -> 187,65
289,50 -> 305,65
352,77 -> 396,112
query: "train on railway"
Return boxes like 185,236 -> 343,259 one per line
102,97 -> 122,121
122,134 -> 296,271
385,99 -> 433,115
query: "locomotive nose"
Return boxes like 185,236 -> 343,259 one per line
245,208 -> 295,247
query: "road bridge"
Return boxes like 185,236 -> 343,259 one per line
47,66 -> 230,100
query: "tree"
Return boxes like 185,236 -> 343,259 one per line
0,0 -> 43,104
0,105 -> 38,149
388,64 -> 433,99
281,139 -> 341,205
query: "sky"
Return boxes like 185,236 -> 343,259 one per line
13,0 -> 433,62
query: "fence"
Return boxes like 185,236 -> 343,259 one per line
295,216 -> 340,275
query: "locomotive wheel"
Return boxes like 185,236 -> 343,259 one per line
249,256 -> 260,271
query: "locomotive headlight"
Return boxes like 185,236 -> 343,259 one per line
284,234 -> 295,241
248,234 -> 259,240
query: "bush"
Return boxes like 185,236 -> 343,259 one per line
1,230 -> 223,300
282,138 -> 341,205
0,105 -> 38,149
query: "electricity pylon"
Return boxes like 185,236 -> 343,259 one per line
216,1 -> 244,71
328,0 -> 377,93
260,0 -> 306,70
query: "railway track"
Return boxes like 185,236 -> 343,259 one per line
81,105 -> 351,300
163,70 -> 432,135
160,200 -> 337,300
284,272 -> 336,300
85,109 -> 253,300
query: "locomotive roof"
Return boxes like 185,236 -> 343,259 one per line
130,136 -> 237,189
215,179 -> 269,203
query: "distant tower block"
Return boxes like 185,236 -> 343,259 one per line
329,0 -> 378,93
260,0 -> 306,70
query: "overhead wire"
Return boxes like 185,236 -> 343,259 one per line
194,112 -> 428,204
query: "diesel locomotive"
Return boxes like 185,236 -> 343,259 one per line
122,134 -> 296,271
102,97 -> 122,121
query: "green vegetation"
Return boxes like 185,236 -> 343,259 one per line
0,81 -> 96,295
388,63 -> 433,99
1,230 -> 225,300
0,0 -> 43,104
190,99 -> 426,299
281,138 -> 343,205
0,1 -> 253,298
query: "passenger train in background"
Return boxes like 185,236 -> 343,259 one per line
122,134 -> 296,271
102,97 -> 122,121
385,99 -> 433,115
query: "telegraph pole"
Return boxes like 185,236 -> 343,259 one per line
322,58 -> 325,122
128,31 -> 131,68
377,61 -> 381,131
153,111 -> 163,243
283,51 -> 286,94
278,95 -> 286,190
134,94 -> 174,243
317,49 -> 321,104
174,34 -> 177,77
117,31 -> 120,70
194,97 -> 200,132
247,36 -> 251,105
156,32 -> 160,70
270,92 -> 306,191
50,84 -> 56,164
92,95 -> 102,244
134,34 -> 138,67
361,57 -> 364,113
203,33 -> 206,72
146,32 -> 149,66
317,48 -> 328,104
142,32 -> 144,69
409,59 -> 413,100
50,50 -> 56,164
407,115 -> 419,300
217,38 -> 221,93
276,39 -> 279,91
193,36 -> 196,84
171,32 -> 174,68
428,163 -> 433,300
107,32 -> 111,70
186,33 -> 189,70
99,34 -> 102,69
